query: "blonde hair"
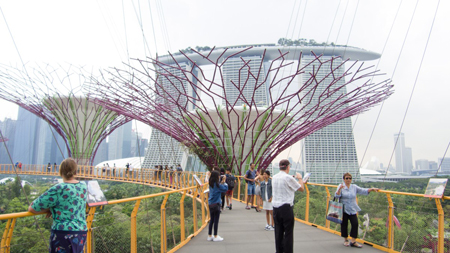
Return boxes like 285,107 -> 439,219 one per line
59,158 -> 78,179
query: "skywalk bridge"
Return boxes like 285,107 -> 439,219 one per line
1,164 -> 449,253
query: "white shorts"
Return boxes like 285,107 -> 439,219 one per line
263,201 -> 273,211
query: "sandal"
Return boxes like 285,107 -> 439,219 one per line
255,208 -> 261,212
344,241 -> 349,247
350,242 -> 363,248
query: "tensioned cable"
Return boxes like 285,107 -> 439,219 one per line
384,0 -> 441,181
293,0 -> 343,172
0,7 -> 59,248
330,0 -> 365,181
357,0 -> 404,171
436,141 -> 450,176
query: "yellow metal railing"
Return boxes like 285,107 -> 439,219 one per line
0,164 -> 208,253
1,166 -> 449,253
233,176 -> 450,253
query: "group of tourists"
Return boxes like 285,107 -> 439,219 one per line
26,157 -> 379,253
207,159 -> 380,253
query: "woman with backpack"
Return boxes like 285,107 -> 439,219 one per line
225,167 -> 235,210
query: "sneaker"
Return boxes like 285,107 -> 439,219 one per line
226,205 -> 230,209
213,236 -> 224,242
264,225 -> 270,230
268,225 -> 275,231
230,204 -> 232,210
245,206 -> 250,210
207,236 -> 214,241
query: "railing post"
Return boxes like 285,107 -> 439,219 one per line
1,218 -> 16,253
180,191 -> 186,242
386,193 -> 394,250
435,198 -> 444,253
160,195 -> 169,253
237,177 -> 241,202
192,188 -> 198,233
131,199 -> 141,253
85,207 -> 97,253
305,184 -> 310,222
200,190 -> 205,224
325,186 -> 331,229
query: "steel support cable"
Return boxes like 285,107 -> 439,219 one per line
330,0 -> 363,181
436,141 -> 450,176
0,129 -> 50,250
130,0 -> 154,58
383,0 -> 439,181
357,0 -> 404,171
294,0 -> 342,171
122,0 -> 131,65
155,0 -> 172,53
0,8 -> 53,249
146,0 -> 159,56
279,0 -> 307,161
94,0 -> 127,62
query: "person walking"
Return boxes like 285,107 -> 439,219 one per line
335,172 -> 379,248
244,163 -> 257,210
207,170 -> 228,242
28,158 -> 88,253
272,159 -> 304,253
225,167 -> 235,210
260,170 -> 274,231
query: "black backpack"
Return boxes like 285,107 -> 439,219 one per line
226,175 -> 235,189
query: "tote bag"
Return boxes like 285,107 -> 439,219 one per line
326,198 -> 344,224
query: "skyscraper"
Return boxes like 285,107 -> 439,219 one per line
152,44 -> 380,177
141,62 -> 198,169
300,55 -> 360,184
394,133 -> 413,174
12,107 -> 67,165
222,56 -> 270,106
0,118 -> 16,164
108,121 -> 132,160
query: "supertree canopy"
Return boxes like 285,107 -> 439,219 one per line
87,46 -> 393,174
0,64 -> 130,165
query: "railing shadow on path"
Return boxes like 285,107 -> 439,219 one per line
175,200 -> 381,253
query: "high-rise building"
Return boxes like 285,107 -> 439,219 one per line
35,122 -> 66,165
300,55 -> 360,184
12,107 -> 67,165
92,139 -> 108,166
438,157 -> 450,173
0,118 -> 16,164
154,44 -> 380,179
108,121 -> 132,160
394,133 -> 413,174
222,56 -> 270,106
141,62 -> 198,169
415,159 -> 429,171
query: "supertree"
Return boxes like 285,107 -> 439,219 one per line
0,64 -> 131,166
87,46 -> 393,174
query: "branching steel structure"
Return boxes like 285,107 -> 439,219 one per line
0,64 -> 130,165
88,47 -> 393,174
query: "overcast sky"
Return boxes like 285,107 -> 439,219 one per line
1,0 -> 449,170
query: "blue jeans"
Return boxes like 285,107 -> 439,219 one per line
247,183 -> 255,195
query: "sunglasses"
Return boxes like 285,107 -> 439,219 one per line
345,177 -> 352,180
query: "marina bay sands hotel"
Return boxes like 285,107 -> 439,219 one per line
141,44 -> 380,184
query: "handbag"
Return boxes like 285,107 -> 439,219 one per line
326,197 -> 344,224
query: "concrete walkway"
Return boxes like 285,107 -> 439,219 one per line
176,201 -> 382,253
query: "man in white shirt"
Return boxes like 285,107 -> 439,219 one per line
272,159 -> 304,253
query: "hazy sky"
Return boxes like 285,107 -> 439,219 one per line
1,0 -> 449,169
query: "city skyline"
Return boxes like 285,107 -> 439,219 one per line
1,0 -> 449,170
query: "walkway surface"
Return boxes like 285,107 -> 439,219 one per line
176,201 -> 382,253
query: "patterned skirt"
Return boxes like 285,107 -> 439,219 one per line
49,230 -> 87,253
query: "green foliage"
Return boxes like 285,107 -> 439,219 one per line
277,37 -> 337,47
